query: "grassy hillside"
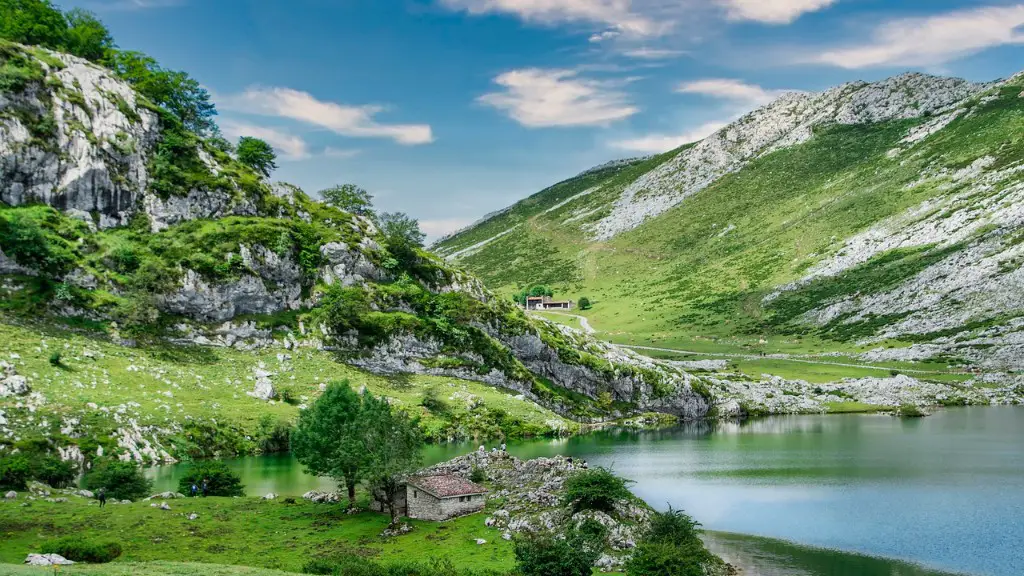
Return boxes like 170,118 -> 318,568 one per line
437,76 -> 1024,367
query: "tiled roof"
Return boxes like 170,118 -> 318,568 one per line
408,475 -> 488,498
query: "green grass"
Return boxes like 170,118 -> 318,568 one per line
824,402 -> 890,414
0,497 -> 512,573
0,321 -> 576,460
0,562 -> 306,576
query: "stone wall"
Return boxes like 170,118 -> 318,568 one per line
406,485 -> 484,521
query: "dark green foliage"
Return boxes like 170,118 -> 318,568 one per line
84,460 -> 152,501
108,50 -> 216,133
0,0 -> 67,51
0,209 -> 76,278
512,285 -> 553,306
176,460 -> 245,497
513,526 -> 603,576
48,351 -> 62,366
291,382 -> 366,508
562,467 -> 634,513
898,404 -> 926,418
63,8 -> 113,62
578,297 -> 591,310
321,184 -> 374,217
303,556 -> 497,576
361,392 -> 424,524
32,455 -> 76,488
420,387 -> 450,415
469,466 -> 486,484
625,506 -> 721,576
40,537 -> 122,563
257,415 -> 293,453
0,454 -> 32,490
0,40 -> 46,92
236,136 -> 277,177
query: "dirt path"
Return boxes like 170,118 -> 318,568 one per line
533,311 -> 596,334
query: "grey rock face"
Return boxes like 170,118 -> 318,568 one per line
25,554 -> 74,566
0,361 -> 31,398
319,242 -> 385,286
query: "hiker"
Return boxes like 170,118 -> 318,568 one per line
97,488 -> 106,508
190,483 -> 198,497
201,478 -> 209,497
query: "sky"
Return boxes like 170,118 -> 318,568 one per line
58,0 -> 1024,240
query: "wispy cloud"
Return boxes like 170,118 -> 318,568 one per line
323,147 -> 361,159
622,48 -> 686,60
219,87 -> 434,145
221,120 -> 310,160
479,68 -> 639,128
610,120 -> 729,154
716,0 -> 837,24
676,78 -> 789,106
438,0 -> 663,35
809,4 -> 1024,69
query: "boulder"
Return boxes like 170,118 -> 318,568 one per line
4,491 -> 16,500
25,554 -> 74,566
263,493 -> 277,500
302,490 -> 341,504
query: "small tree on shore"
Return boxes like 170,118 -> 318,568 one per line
361,393 -> 423,525
578,297 -> 592,311
291,382 -> 366,509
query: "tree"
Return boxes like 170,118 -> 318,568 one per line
63,8 -> 113,62
578,297 -> 592,311
0,454 -> 32,490
625,506 -> 722,576
107,50 -> 217,133
513,285 -> 554,307
320,184 -> 374,216
562,467 -> 634,513
177,460 -> 244,497
84,460 -> 152,501
379,212 -> 426,249
236,136 -> 277,177
0,0 -> 68,50
360,393 -> 423,525
291,382 -> 366,509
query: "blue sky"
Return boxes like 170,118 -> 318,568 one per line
60,0 -> 1024,240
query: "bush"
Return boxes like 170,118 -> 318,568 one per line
40,537 -> 122,563
256,415 -> 292,453
578,297 -> 591,310
420,387 -> 450,415
562,467 -> 634,513
0,454 -> 32,490
176,460 -> 244,497
469,466 -> 486,484
302,556 -> 490,576
33,455 -> 76,488
647,506 -> 702,546
514,529 -> 602,576
898,404 -> 926,418
625,540 -> 720,576
48,351 -> 62,366
84,460 -> 151,501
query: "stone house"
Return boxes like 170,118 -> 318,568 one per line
525,296 -> 573,311
406,475 -> 488,521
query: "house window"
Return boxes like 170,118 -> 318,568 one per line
413,490 -> 418,498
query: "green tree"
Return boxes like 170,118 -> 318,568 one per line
0,454 -> 32,490
360,393 -> 423,525
625,506 -> 722,576
177,460 -> 245,497
291,382 -> 366,509
320,184 -> 374,216
236,136 -> 277,177
63,8 -> 113,62
107,50 -> 217,133
0,0 -> 68,50
513,285 -> 554,306
379,212 -> 426,248
578,297 -> 592,311
562,467 -> 634,513
84,460 -> 152,501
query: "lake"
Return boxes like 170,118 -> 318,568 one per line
149,407 -> 1024,576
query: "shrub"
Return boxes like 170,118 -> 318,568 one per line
176,460 -> 244,497
514,529 -> 602,576
33,455 -> 76,488
0,454 -> 32,490
469,466 -> 486,484
625,540 -> 720,576
898,404 -> 926,418
578,297 -> 591,310
48,351 -> 62,366
562,467 -> 634,513
420,387 -> 450,415
40,537 -> 122,563
84,460 -> 151,501
256,415 -> 292,453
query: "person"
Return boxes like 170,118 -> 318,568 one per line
201,478 -> 209,497
190,483 -> 198,497
97,488 -> 106,508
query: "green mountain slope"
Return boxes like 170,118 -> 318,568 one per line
436,72 -> 1024,374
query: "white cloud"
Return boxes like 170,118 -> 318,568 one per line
589,30 -> 622,43
419,218 -> 476,241
221,120 -> 309,160
717,0 -> 837,24
323,147 -> 361,159
479,68 -> 639,128
676,78 -> 787,106
622,48 -> 686,59
438,0 -> 661,35
610,120 -> 729,153
811,4 -> 1024,68
219,87 -> 434,145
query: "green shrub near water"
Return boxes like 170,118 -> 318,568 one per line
625,506 -> 724,576
176,460 -> 245,497
40,536 -> 122,563
562,467 -> 635,513
513,525 -> 603,576
84,460 -> 151,501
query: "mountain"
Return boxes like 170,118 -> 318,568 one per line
435,70 -> 1024,375
0,43 -> 708,463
